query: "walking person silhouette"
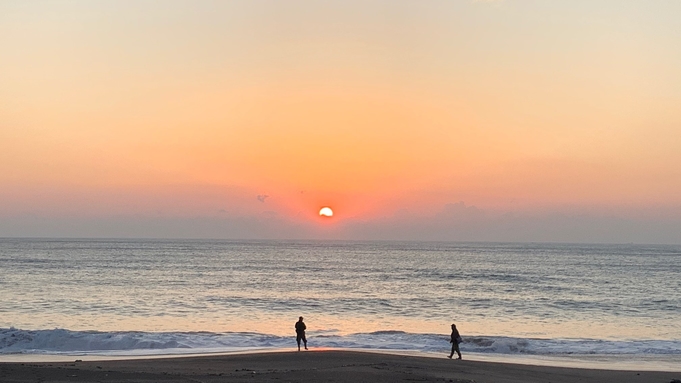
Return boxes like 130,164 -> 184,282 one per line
448,323 -> 463,359
295,316 -> 308,351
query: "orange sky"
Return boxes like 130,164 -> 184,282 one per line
1,1 -> 680,242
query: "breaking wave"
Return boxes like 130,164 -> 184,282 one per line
2,328 -> 680,357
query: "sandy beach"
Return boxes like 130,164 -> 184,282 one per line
1,351 -> 679,383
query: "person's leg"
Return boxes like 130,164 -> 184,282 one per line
296,334 -> 301,351
302,334 -> 308,350
448,343 -> 455,358
454,343 -> 462,359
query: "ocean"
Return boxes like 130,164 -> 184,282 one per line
1,239 -> 679,370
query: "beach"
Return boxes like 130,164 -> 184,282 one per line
4,1 -> 681,380
1,351 -> 679,383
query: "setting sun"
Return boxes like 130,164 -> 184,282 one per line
319,207 -> 333,217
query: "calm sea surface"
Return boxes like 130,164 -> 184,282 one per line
1,239 -> 680,366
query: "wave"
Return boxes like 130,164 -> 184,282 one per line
1,328 -> 680,356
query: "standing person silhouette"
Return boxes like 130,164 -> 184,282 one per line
295,316 -> 308,351
448,323 -> 462,359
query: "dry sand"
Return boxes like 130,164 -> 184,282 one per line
1,350 -> 679,383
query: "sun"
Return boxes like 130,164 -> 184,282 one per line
319,207 -> 333,217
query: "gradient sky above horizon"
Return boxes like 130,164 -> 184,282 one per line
1,1 -> 680,243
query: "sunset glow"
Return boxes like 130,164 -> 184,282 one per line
1,1 -> 680,243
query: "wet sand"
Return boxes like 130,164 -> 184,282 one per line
1,350 -> 679,383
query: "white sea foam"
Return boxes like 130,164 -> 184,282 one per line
2,328 -> 680,358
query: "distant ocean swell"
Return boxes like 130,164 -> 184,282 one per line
2,328 -> 680,357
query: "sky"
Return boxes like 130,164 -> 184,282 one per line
1,0 -> 680,243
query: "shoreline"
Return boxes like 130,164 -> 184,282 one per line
1,347 -> 680,372
1,350 -> 679,383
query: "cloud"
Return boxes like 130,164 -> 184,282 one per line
1,198 -> 679,244
257,194 -> 269,203
337,203 -> 681,244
